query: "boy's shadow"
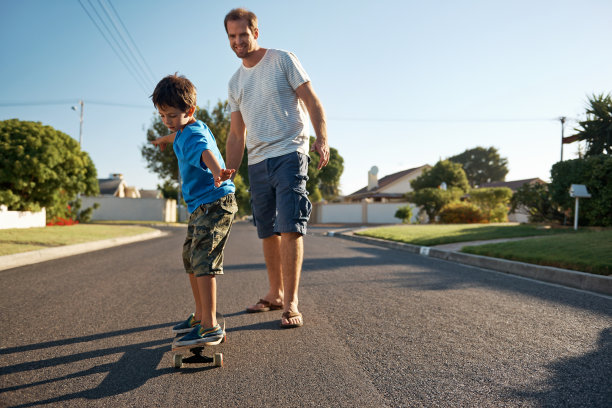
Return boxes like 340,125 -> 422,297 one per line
0,323 -> 215,408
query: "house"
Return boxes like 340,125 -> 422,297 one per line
344,165 -> 431,203
97,173 -> 141,198
478,178 -> 546,191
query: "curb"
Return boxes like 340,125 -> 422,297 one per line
0,230 -> 167,272
332,231 -> 612,297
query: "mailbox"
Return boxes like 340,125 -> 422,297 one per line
569,184 -> 591,198
569,184 -> 591,230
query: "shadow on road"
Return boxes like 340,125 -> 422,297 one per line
302,244 -> 612,317
506,328 -> 612,407
0,322 -> 217,407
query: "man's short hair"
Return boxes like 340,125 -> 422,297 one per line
224,8 -> 258,33
151,73 -> 197,112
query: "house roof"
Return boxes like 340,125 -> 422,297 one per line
98,178 -> 123,195
346,165 -> 430,199
478,178 -> 545,192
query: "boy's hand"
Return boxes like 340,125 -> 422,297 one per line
214,169 -> 236,187
150,138 -> 168,152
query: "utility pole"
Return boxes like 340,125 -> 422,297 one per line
72,100 -> 84,148
559,116 -> 566,161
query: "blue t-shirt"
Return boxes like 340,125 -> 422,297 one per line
173,120 -> 235,213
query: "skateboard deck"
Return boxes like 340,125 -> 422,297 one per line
171,312 -> 225,368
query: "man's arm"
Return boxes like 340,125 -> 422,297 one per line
296,81 -> 330,170
226,111 -> 247,176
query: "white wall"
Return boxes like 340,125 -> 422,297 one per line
314,202 -> 419,224
319,203 -> 364,224
0,206 -> 46,229
81,197 -> 177,222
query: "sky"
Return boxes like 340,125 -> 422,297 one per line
1,0 -> 611,196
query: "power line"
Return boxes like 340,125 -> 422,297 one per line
97,0 -> 156,86
106,0 -> 157,83
77,0 -> 153,93
0,99 -> 151,109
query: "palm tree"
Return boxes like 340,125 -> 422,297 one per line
573,93 -> 612,156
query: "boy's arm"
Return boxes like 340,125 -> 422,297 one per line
150,132 -> 177,152
295,81 -> 330,170
226,111 -> 247,178
201,150 -> 236,187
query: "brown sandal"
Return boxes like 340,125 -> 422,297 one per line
280,311 -> 303,329
246,299 -> 284,313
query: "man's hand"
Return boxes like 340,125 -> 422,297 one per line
215,168 -> 236,187
310,138 -> 330,170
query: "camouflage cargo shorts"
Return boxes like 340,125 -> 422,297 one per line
182,193 -> 237,277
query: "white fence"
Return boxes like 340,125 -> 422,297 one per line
311,201 -> 419,224
0,206 -> 46,229
81,197 -> 177,222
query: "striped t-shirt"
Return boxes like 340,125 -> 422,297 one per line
228,48 -> 311,165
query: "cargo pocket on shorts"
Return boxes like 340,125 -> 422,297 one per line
293,187 -> 312,223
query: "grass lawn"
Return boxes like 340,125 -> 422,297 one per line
462,230 -> 612,276
355,223 -> 577,246
0,224 -> 156,256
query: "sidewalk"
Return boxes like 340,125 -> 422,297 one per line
0,229 -> 167,271
328,229 -> 612,297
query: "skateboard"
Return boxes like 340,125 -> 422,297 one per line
171,312 -> 226,369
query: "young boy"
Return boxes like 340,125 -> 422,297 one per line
151,73 -> 237,347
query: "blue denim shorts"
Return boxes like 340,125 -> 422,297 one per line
248,152 -> 312,239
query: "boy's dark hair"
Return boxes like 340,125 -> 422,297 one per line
151,73 -> 197,112
224,8 -> 258,33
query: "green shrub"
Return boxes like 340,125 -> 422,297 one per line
439,202 -> 485,224
468,187 -> 512,222
395,205 -> 413,223
407,187 -> 464,223
550,155 -> 612,226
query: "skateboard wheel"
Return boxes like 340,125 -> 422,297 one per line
213,352 -> 223,367
173,354 -> 183,369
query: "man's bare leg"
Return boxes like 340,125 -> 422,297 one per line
247,235 -> 284,310
280,232 -> 303,326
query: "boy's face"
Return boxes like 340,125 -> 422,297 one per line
227,18 -> 258,59
157,105 -> 194,132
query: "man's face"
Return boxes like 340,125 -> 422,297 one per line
226,19 -> 258,59
157,106 -> 192,132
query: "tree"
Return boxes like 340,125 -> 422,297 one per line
447,146 -> 508,187
0,119 -> 99,221
510,182 -> 563,223
406,187 -> 464,223
572,93 -> 612,157
410,160 -> 470,192
307,136 -> 344,202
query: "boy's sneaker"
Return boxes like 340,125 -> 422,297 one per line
174,324 -> 225,347
172,313 -> 200,334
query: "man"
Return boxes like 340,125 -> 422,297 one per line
224,8 -> 330,328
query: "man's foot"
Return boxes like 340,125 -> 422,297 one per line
174,324 -> 225,347
280,311 -> 303,329
172,313 -> 200,334
246,298 -> 284,313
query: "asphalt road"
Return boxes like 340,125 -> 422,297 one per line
1,221 -> 610,407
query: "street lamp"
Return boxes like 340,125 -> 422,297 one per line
71,100 -> 84,148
